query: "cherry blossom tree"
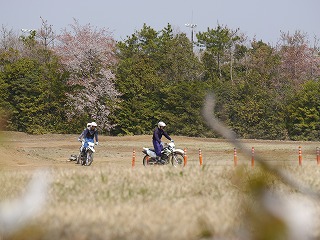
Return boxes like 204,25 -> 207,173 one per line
0,25 -> 20,51
54,19 -> 119,132
278,31 -> 320,85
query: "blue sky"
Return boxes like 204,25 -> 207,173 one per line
1,0 -> 319,45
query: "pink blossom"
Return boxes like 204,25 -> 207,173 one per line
54,19 -> 120,131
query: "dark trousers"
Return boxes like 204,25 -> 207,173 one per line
153,140 -> 162,157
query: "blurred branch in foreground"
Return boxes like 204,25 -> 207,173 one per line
202,93 -> 319,240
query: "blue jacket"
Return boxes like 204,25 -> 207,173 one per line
152,127 -> 171,143
80,128 -> 98,142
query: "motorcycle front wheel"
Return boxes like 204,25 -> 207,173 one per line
171,152 -> 184,168
81,152 -> 86,165
86,151 -> 94,166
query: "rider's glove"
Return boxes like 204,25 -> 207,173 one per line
171,139 -> 174,142
95,142 -> 99,145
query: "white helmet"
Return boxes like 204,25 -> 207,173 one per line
87,123 -> 91,127
158,121 -> 166,128
91,122 -> 97,127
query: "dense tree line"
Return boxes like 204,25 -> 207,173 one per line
0,19 -> 319,140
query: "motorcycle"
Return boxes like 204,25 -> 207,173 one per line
76,140 -> 95,166
142,141 -> 185,167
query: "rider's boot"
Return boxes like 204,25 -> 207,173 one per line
156,156 -> 165,164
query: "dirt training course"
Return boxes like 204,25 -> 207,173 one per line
1,132 -> 319,169
1,131 -> 320,240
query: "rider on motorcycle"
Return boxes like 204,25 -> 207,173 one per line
79,122 -> 92,140
152,121 -> 173,164
78,122 -> 99,155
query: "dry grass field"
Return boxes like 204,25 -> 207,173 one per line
0,131 -> 320,239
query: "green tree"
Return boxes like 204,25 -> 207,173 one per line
0,54 -> 69,134
286,80 -> 320,140
114,24 -> 205,136
113,24 -> 161,135
159,81 -> 213,137
114,54 -> 162,135
197,24 -> 241,81
0,25 -> 70,134
1,57 -> 44,132
156,25 -> 203,83
223,82 -> 286,139
38,56 -> 70,133
212,40 -> 286,139
0,64 -> 9,128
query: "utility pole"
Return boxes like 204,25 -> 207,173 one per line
185,23 -> 197,44
185,11 -> 197,44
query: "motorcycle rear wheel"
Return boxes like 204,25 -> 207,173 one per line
142,155 -> 157,166
171,152 -> 184,168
